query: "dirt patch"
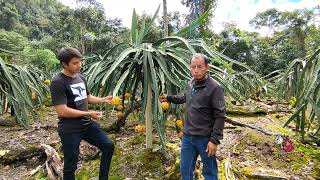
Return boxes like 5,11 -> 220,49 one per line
0,106 -> 319,180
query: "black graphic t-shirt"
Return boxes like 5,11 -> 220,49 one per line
50,72 -> 92,133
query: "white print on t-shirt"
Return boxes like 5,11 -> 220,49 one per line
70,83 -> 87,102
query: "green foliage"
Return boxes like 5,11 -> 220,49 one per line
175,10 -> 210,39
264,124 -> 294,135
158,11 -> 183,35
136,14 -> 162,43
289,96 -> 297,109
83,7 -> 190,147
215,15 -> 319,76
0,30 -> 59,74
0,31 -> 28,63
181,0 -> 217,39
22,47 -> 59,74
76,159 -> 100,179
216,23 -> 258,69
253,36 -> 290,75
0,57 -> 49,128
83,7 -> 258,148
0,0 -> 128,55
0,0 -> 65,39
52,2 -> 128,55
278,49 -> 320,139
0,30 -> 28,52
31,168 -> 46,180
306,24 -> 320,53
0,1 -> 19,31
212,7 -> 319,78
251,7 -> 319,59
242,167 -> 254,175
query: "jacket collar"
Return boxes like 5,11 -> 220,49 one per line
191,75 -> 209,88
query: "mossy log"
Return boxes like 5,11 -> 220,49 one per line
301,135 -> 320,146
225,117 -> 281,136
27,144 -> 63,180
0,141 -> 59,165
41,144 -> 63,180
0,147 -> 45,165
247,174 -> 288,180
0,116 -> 17,127
227,109 -> 267,116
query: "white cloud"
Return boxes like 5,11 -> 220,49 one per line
59,0 -> 188,27
59,0 -> 319,35
212,0 -> 319,35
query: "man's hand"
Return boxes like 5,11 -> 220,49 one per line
206,141 -> 217,157
101,96 -> 113,104
159,95 -> 168,102
89,111 -> 103,120
88,95 -> 113,104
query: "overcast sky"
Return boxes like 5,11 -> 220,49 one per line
59,0 -> 319,34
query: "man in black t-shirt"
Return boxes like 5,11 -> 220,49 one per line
50,48 -> 114,180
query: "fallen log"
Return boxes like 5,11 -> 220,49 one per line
225,117 -> 281,136
248,174 -> 288,180
0,117 -> 17,127
41,144 -> 63,180
267,110 -> 293,114
0,147 -> 46,165
227,109 -> 267,116
0,141 -> 59,165
27,144 -> 63,180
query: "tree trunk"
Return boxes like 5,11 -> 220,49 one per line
0,93 -> 5,114
295,24 -> 307,59
10,105 -> 14,116
163,0 -> 169,37
145,82 -> 153,148
80,26 -> 85,54
105,103 -> 140,133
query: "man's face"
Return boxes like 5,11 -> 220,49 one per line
63,57 -> 81,74
190,57 -> 208,80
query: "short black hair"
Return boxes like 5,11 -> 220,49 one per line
192,53 -> 209,65
57,47 -> 82,65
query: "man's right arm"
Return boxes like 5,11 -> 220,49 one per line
54,104 -> 102,120
50,80 -> 102,120
166,83 -> 190,104
167,94 -> 186,104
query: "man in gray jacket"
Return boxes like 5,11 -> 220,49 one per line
161,53 -> 226,180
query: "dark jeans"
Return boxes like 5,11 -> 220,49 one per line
59,122 -> 114,180
180,134 -> 218,180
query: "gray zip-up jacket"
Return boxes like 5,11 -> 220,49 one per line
167,76 -> 226,144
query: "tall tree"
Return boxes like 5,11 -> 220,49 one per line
250,7 -> 320,59
181,0 -> 217,38
163,0 -> 168,37
217,23 -> 257,69
0,0 -> 127,55
0,0 -> 19,31
158,11 -> 183,35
